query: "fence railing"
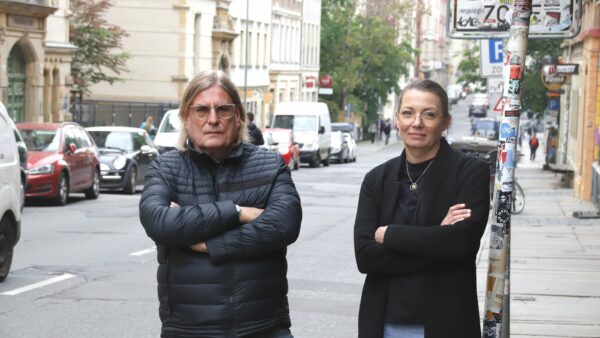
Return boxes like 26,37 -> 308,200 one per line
71,100 -> 179,128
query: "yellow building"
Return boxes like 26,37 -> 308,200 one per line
0,0 -> 74,123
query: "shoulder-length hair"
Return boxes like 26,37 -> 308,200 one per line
176,70 -> 250,151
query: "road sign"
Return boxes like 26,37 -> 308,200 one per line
493,96 -> 503,112
487,77 -> 503,94
448,0 -> 582,39
318,88 -> 333,95
481,39 -> 503,77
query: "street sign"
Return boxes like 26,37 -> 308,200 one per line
487,77 -> 503,94
481,39 -> 503,77
318,88 -> 333,95
493,96 -> 503,112
556,64 -> 579,75
448,0 -> 582,39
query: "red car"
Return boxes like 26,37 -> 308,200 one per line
262,128 -> 301,170
17,122 -> 100,205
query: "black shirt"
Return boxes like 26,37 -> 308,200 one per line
385,158 -> 433,324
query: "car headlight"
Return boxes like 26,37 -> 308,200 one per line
113,156 -> 127,170
29,163 -> 54,175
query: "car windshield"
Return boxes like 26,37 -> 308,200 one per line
19,129 -> 61,152
272,115 -> 316,132
265,131 -> 289,145
89,131 -> 134,151
160,112 -> 182,133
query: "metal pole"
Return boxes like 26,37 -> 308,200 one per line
482,1 -> 532,337
243,0 -> 249,110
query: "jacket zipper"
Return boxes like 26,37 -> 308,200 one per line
210,163 -> 235,337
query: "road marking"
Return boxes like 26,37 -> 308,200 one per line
1,273 -> 76,296
129,246 -> 156,256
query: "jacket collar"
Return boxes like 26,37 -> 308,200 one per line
185,138 -> 245,164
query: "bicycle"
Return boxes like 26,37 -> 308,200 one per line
511,178 -> 525,214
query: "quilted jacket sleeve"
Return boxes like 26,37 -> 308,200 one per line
383,159 -> 490,260
205,155 -> 302,264
139,155 -> 240,247
354,170 -> 449,275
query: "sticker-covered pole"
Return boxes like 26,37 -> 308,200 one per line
482,1 -> 532,337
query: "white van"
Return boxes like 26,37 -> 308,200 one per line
271,102 -> 332,167
0,102 -> 23,282
154,109 -> 181,153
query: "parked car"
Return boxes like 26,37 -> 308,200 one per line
17,122 -> 100,205
343,132 -> 357,162
0,102 -> 23,281
154,109 -> 181,154
471,118 -> 500,140
329,131 -> 349,163
2,111 -> 27,210
469,93 -> 489,118
86,126 -> 159,194
262,128 -> 301,171
271,102 -> 332,168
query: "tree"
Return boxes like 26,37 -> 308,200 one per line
457,45 -> 486,91
521,39 -> 563,115
69,0 -> 129,94
320,0 -> 414,124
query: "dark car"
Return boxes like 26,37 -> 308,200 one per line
86,126 -> 159,194
469,105 -> 488,118
17,122 -> 100,205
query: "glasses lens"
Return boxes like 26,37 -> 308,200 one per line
216,104 -> 236,119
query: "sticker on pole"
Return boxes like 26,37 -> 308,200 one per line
448,0 -> 582,39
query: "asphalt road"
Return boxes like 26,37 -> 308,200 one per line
0,98 -> 474,337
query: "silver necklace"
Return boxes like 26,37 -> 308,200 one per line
406,159 -> 434,191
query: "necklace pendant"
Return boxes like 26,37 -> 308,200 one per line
410,183 -> 417,191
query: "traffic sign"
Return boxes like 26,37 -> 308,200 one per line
481,39 -> 503,77
493,96 -> 503,112
448,0 -> 582,39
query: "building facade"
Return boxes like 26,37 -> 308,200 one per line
557,1 -> 600,205
0,0 -> 74,123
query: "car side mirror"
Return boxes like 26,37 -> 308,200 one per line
68,143 -> 77,154
319,126 -> 325,134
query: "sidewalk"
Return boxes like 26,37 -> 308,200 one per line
477,134 -> 600,337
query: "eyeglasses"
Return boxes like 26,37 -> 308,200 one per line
396,110 -> 441,125
188,104 -> 237,120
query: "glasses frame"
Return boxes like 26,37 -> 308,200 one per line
396,110 -> 443,126
188,103 -> 238,120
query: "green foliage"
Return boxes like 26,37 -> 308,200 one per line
522,39 -> 563,115
320,0 -> 415,124
70,0 -> 129,94
457,45 -> 485,90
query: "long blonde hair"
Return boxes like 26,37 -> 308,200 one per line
176,70 -> 250,151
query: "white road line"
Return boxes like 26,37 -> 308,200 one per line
2,273 -> 76,296
129,246 -> 156,256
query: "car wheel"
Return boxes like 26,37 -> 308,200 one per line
54,173 -> 69,206
0,216 -> 15,282
322,150 -> 330,167
310,153 -> 320,168
123,167 -> 137,195
85,169 -> 100,199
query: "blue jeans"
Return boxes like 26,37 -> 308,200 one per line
383,323 -> 424,338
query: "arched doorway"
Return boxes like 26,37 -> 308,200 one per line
7,45 -> 26,122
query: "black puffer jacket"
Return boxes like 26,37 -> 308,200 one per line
139,142 -> 302,338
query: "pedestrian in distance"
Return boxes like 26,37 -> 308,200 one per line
139,70 -> 302,338
247,111 -> 264,145
369,122 -> 377,144
383,119 -> 391,145
354,79 -> 490,338
529,133 -> 539,161
140,115 -> 157,140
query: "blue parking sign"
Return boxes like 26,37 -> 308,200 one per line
488,39 -> 503,63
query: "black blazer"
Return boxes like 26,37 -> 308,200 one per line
354,139 -> 490,338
